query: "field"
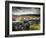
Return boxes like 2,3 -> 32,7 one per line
12,15 -> 40,31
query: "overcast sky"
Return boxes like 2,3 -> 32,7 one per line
12,7 -> 40,15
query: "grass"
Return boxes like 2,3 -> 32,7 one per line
29,23 -> 40,30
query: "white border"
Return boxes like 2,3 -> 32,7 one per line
9,3 -> 43,35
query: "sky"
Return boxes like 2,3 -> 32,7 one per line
12,7 -> 40,15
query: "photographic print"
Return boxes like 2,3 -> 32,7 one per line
5,1 -> 45,37
12,7 -> 40,31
